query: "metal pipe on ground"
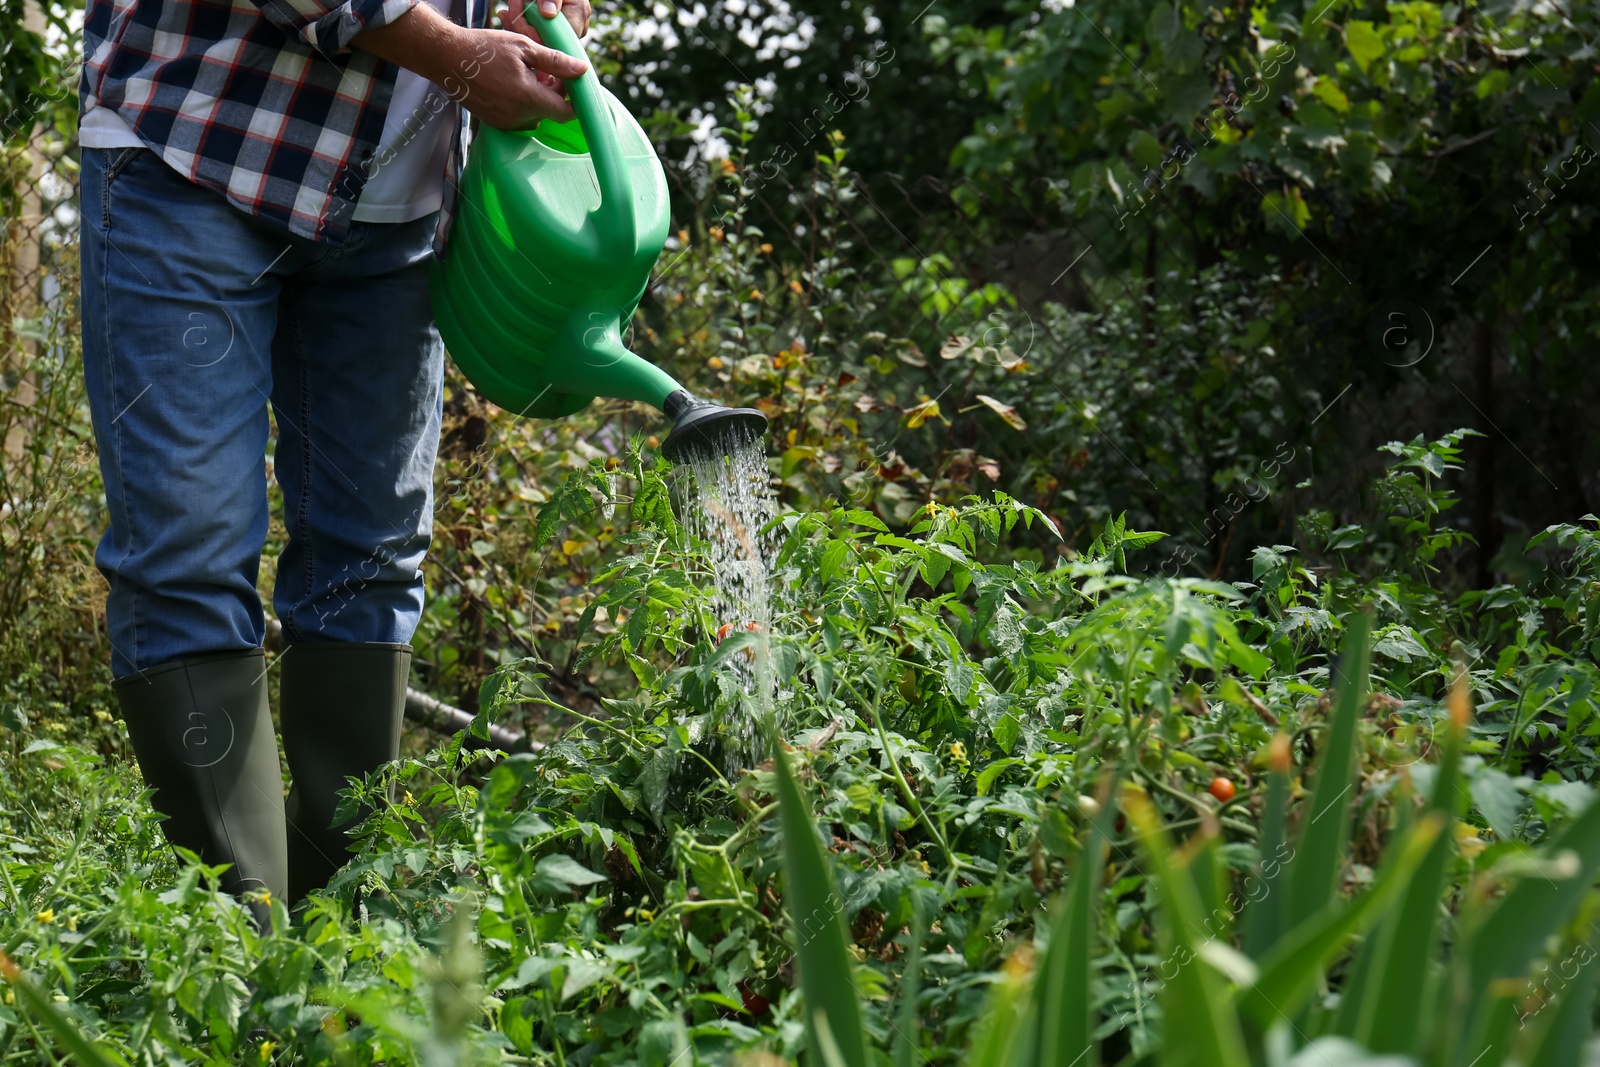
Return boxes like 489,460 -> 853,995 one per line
403,687 -> 532,752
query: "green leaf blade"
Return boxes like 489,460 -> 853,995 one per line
774,744 -> 872,1067
1289,611 -> 1373,928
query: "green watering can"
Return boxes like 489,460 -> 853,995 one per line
430,7 -> 766,461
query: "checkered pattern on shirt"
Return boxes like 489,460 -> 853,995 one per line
81,0 -> 483,247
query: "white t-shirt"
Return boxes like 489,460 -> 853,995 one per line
79,104 -> 143,149
80,0 -> 458,225
351,0 -> 458,223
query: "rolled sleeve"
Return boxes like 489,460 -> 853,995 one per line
254,0 -> 420,54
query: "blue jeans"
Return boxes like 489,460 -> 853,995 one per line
80,147 -> 443,678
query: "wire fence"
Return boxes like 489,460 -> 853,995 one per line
3,123 -> 79,458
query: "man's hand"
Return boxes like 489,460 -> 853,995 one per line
352,3 -> 588,130
459,0 -> 594,128
501,0 -> 593,45
448,26 -> 585,128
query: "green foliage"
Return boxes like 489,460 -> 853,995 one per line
593,0 -> 1009,191
6,432 -> 1600,1062
0,0 -> 80,153
926,0 -> 1600,574
0,279 -> 116,735
768,621 -> 1596,1066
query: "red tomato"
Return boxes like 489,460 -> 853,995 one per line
740,984 -> 770,1015
1208,777 -> 1237,803
715,621 -> 763,645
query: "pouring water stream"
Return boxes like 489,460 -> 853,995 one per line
676,429 -> 781,771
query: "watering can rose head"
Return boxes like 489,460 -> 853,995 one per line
430,6 -> 767,459
659,391 -> 768,463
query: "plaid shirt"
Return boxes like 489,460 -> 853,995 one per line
81,0 -> 486,247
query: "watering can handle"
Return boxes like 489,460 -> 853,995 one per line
527,5 -> 637,257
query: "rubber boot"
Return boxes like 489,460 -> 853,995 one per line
279,642 -> 410,903
114,650 -> 289,930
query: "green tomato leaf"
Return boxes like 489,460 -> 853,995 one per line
1470,766 -> 1526,842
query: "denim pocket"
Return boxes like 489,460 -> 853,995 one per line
101,145 -> 147,230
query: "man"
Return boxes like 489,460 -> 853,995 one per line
79,0 -> 589,922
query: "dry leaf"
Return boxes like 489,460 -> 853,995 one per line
940,334 -> 973,360
903,399 -> 941,428
975,394 -> 1027,431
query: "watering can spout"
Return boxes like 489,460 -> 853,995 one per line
569,312 -> 679,406
568,317 -> 770,459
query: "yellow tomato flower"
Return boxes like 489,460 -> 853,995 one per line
35,909 -> 53,925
